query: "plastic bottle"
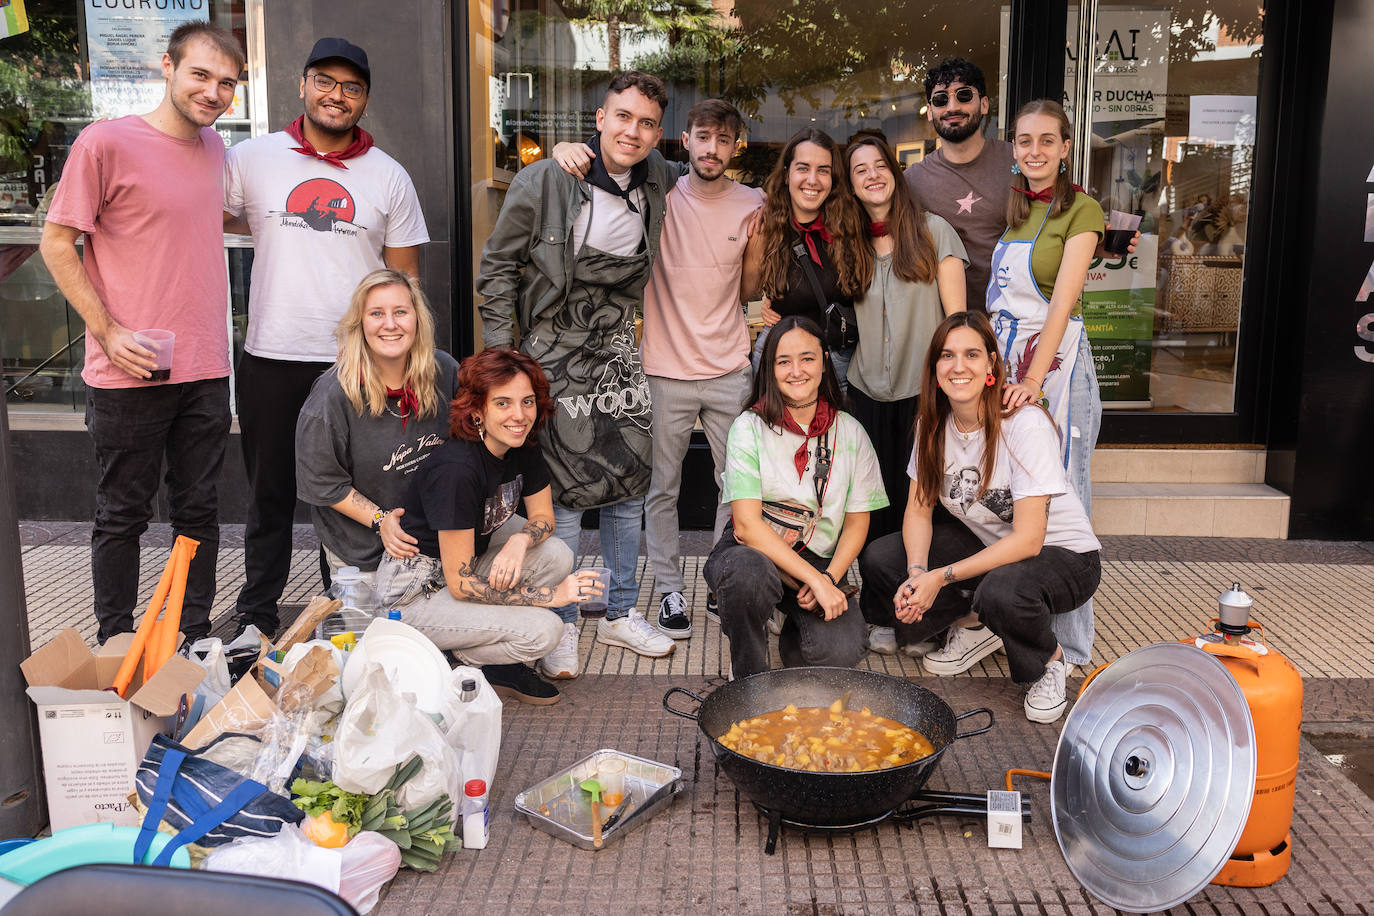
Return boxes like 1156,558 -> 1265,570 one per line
462,779 -> 489,850
316,567 -> 381,641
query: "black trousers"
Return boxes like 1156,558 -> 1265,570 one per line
86,378 -> 230,643
858,520 -> 1101,682
846,383 -> 918,543
703,527 -> 867,680
234,352 -> 332,627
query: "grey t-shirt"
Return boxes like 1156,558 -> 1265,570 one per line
848,213 -> 968,402
295,350 -> 460,570
904,138 -> 1014,312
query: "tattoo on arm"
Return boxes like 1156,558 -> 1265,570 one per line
520,518 -> 553,546
452,558 -> 556,605
349,490 -> 380,516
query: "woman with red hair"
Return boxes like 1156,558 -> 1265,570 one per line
375,347 -> 603,705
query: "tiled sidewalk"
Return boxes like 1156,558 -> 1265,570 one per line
16,523 -> 1374,913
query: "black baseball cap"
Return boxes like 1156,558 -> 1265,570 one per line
304,37 -> 370,88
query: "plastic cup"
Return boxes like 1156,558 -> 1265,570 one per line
596,754 -> 627,807
133,328 -> 175,380
1104,210 -> 1143,256
578,566 -> 611,618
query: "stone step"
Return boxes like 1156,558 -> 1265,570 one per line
1091,481 -> 1290,538
1092,447 -> 1266,484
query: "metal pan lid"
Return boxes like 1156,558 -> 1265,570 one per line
1051,642 -> 1256,913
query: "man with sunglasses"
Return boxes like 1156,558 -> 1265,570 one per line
223,37 -> 429,637
903,58 -> 1014,312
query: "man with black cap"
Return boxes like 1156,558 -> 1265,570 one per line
224,37 -> 429,636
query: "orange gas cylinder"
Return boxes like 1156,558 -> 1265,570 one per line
1186,583 -> 1302,887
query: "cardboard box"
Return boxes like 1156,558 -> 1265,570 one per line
21,628 -> 205,831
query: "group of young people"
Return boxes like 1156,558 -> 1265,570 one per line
53,22 -> 1112,723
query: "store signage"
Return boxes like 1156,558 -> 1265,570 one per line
1063,7 -> 1170,123
86,1 -> 203,119
1083,235 -> 1157,406
1356,159 -> 1374,363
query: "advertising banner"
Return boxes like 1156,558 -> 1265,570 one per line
1083,234 -> 1158,407
86,2 -> 205,119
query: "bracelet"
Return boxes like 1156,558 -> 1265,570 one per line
906,563 -> 928,576
370,508 -> 392,533
821,570 -> 839,587
943,565 -> 957,584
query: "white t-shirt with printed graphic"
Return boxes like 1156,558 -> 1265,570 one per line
722,410 -> 889,558
225,131 -> 430,361
908,406 -> 1100,553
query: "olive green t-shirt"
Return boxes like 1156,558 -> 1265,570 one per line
1000,193 -> 1104,301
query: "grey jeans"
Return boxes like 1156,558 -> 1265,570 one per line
644,368 -> 752,594
373,516 -> 566,665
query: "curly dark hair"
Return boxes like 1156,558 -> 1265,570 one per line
449,348 -> 554,442
923,57 -> 987,99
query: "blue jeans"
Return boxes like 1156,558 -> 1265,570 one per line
552,498 -> 643,623
750,325 -> 853,392
85,378 -> 230,643
1050,331 -> 1102,665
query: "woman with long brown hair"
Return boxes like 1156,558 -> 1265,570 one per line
741,128 -> 868,387
857,312 -> 1101,724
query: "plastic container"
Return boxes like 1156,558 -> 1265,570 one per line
462,779 -> 489,850
316,566 -> 381,641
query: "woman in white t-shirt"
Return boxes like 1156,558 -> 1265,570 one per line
857,311 -> 1101,723
703,315 -> 889,680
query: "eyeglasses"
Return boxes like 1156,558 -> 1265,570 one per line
929,87 -> 977,108
309,72 -> 366,99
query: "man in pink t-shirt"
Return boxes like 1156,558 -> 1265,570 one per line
39,22 -> 245,644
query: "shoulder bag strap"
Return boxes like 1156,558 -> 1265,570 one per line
791,239 -> 832,315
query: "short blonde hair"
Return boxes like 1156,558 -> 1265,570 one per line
334,269 -> 441,418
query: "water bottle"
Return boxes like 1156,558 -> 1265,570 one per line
462,778 -> 489,850
316,566 -> 381,641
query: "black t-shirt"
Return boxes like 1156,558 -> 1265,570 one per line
773,226 -> 849,328
399,438 -> 551,558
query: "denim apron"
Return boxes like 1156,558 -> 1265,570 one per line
986,208 -> 1085,471
522,241 -> 653,510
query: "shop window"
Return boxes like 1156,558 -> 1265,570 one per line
1,0 -> 257,414
1064,1 -> 1263,413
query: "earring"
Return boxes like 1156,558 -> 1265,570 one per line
1059,161 -> 1067,174
475,417 -> 485,441
985,373 -> 996,387
1010,162 -> 1021,175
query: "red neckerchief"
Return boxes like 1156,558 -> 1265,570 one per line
867,221 -> 889,237
790,217 -> 832,267
1011,183 -> 1085,203
386,385 -> 418,430
754,397 -> 838,480
285,116 -> 374,170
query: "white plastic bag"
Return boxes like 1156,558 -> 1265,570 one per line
439,666 -> 502,790
333,663 -> 461,808
337,831 -> 402,914
187,637 -> 232,707
203,823 -> 341,890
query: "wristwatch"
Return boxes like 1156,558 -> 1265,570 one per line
370,508 -> 391,533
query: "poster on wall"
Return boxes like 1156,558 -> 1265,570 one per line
86,2 -> 204,119
1083,234 -> 1158,407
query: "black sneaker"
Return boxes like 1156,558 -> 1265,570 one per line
655,591 -> 693,639
481,663 -> 561,706
705,592 -> 720,623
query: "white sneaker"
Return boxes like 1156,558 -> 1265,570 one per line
538,622 -> 581,680
765,609 -> 784,636
900,638 -> 939,658
1025,658 -> 1069,723
922,625 -> 1004,675
597,610 -> 676,658
868,625 -> 898,655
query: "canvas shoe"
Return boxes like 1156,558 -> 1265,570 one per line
921,625 -> 1004,675
766,609 -> 785,636
1024,658 -> 1070,723
481,663 -> 561,706
597,610 -> 676,658
538,622 -> 581,680
655,591 -> 693,639
704,592 -> 720,623
867,625 -> 898,655
901,637 -> 940,657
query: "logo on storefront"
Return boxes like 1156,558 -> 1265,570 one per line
1356,160 -> 1374,363
267,178 -> 365,236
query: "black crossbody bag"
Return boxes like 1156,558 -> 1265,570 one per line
793,240 -> 858,350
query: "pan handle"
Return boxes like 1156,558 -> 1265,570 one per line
953,707 -> 994,740
662,687 -> 705,721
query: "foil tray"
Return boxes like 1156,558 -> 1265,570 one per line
514,748 -> 683,850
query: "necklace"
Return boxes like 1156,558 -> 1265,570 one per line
951,413 -> 981,440
783,395 -> 819,410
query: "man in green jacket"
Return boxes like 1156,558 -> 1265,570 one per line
477,71 -> 679,678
